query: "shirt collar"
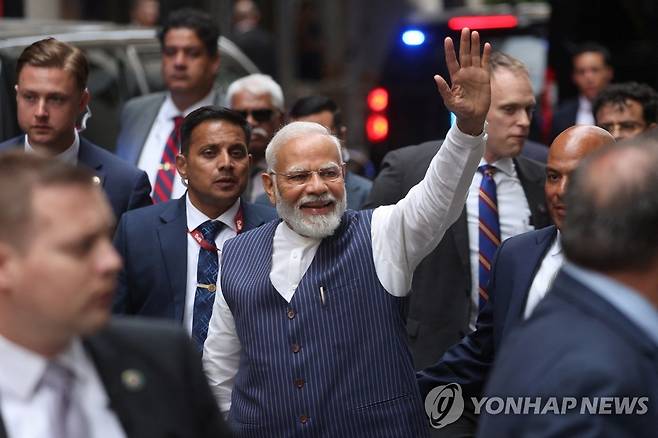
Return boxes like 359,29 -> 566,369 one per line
578,94 -> 592,110
280,220 -> 322,245
479,156 -> 515,177
24,130 -> 80,165
550,230 -> 563,257
562,262 -> 658,347
162,89 -> 217,119
185,193 -> 240,233
0,334 -> 87,400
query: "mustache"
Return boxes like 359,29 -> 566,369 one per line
251,127 -> 269,138
297,193 -> 337,208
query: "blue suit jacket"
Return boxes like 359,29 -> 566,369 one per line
112,196 -> 277,320
0,135 -> 152,220
417,225 -> 558,400
477,269 -> 658,437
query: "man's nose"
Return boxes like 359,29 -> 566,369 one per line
305,171 -> 328,194
35,98 -> 48,117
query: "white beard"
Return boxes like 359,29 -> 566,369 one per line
274,185 -> 347,239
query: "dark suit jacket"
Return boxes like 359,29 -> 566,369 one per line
364,139 -> 551,370
113,197 -> 276,319
417,226 -> 558,401
549,98 -> 579,144
115,91 -> 224,165
477,269 -> 658,437
0,318 -> 232,438
0,135 -> 152,220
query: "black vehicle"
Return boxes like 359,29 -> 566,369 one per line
365,3 -> 550,166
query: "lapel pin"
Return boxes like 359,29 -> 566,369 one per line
121,369 -> 145,391
92,175 -> 101,186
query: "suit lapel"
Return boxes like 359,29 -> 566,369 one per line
125,96 -> 164,165
77,138 -> 107,187
514,157 -> 549,228
157,197 -> 188,321
0,413 -> 6,438
505,226 -> 558,330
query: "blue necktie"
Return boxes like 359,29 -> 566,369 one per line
192,219 -> 223,351
478,164 -> 501,309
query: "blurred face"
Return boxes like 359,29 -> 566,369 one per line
3,185 -> 120,353
230,91 -> 283,160
572,52 -> 613,101
162,28 -> 219,99
263,134 -> 346,239
596,100 -> 654,141
545,129 -> 611,229
15,66 -> 89,152
485,69 -> 535,163
295,111 -> 335,132
176,119 -> 251,218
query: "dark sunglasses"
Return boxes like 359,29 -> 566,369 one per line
236,108 -> 275,123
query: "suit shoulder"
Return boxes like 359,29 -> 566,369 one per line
346,172 -> 373,190
515,154 -> 546,179
243,201 -> 277,221
90,317 -> 189,353
382,139 -> 442,166
81,140 -> 145,176
119,198 -> 173,223
122,92 -> 167,113
0,135 -> 23,150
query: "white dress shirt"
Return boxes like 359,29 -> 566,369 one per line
203,123 -> 486,412
24,130 -> 80,165
183,194 -> 240,334
0,334 -> 126,438
523,232 -> 563,319
137,91 -> 217,199
575,94 -> 595,126
466,157 -> 533,328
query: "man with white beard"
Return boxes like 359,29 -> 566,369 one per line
203,28 -> 491,436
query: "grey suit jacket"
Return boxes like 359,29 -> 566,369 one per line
364,139 -> 551,370
115,91 -> 224,165
0,318 -> 232,438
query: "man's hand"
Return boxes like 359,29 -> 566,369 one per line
434,28 -> 491,136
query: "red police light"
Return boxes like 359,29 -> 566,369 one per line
448,15 -> 518,31
366,114 -> 389,143
367,87 -> 389,112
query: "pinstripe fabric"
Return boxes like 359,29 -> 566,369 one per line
221,210 -> 429,437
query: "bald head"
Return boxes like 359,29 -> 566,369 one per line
545,125 -> 614,229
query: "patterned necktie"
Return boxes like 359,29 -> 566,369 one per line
192,219 -> 223,351
41,361 -> 89,438
478,164 -> 501,309
153,115 -> 184,203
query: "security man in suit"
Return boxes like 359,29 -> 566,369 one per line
0,151 -> 231,438
113,106 -> 276,351
116,8 -> 224,203
418,125 -> 613,437
0,38 -> 152,220
364,51 -> 552,372
479,132 -> 658,437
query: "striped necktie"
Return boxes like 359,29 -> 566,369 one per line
478,164 -> 501,309
191,219 -> 223,351
41,361 -> 89,438
153,115 -> 184,203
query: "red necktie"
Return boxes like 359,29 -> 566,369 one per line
153,115 -> 184,203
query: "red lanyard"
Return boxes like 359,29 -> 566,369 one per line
189,205 -> 244,252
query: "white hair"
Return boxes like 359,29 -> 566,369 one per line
265,121 -> 343,171
226,73 -> 284,110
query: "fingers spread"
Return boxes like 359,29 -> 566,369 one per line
434,74 -> 452,103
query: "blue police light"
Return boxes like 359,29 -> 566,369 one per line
402,29 -> 425,46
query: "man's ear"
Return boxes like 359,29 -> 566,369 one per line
175,153 -> 188,181
262,172 -> 277,206
79,88 -> 90,112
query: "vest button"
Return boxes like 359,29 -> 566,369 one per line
294,378 -> 305,388
291,343 -> 301,353
299,414 -> 309,424
287,308 -> 296,319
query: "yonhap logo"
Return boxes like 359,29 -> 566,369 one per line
425,383 -> 465,429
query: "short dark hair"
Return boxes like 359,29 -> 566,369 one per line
593,82 -> 658,125
180,106 -> 251,155
562,139 -> 658,271
289,95 -> 343,129
0,151 -> 96,250
572,42 -> 612,67
16,38 -> 89,91
158,8 -> 220,57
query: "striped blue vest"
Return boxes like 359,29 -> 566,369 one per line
221,210 -> 429,437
